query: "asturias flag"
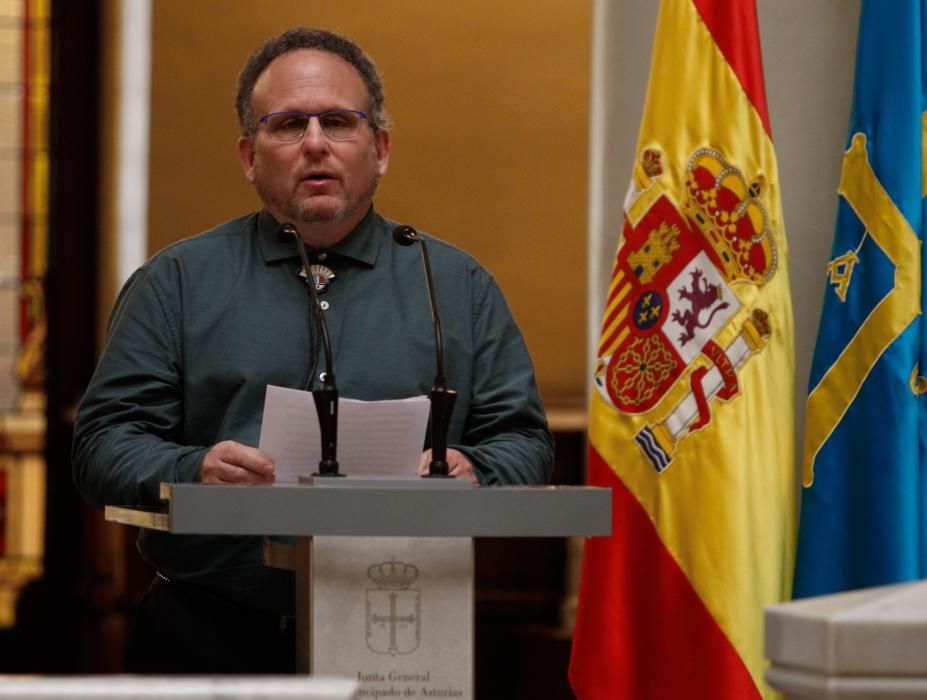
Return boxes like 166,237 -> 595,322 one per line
794,0 -> 926,598
569,1 -> 796,698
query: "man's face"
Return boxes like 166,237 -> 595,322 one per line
238,49 -> 390,244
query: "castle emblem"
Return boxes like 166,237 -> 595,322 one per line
594,147 -> 778,471
365,558 -> 421,656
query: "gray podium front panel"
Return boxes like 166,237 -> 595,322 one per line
106,481 -> 611,538
310,537 -> 473,698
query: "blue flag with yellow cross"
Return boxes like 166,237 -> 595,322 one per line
794,0 -> 927,598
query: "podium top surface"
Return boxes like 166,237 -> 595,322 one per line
105,480 -> 611,538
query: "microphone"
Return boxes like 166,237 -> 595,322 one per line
392,224 -> 457,478
279,223 -> 341,477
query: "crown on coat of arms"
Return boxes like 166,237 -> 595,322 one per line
368,558 -> 419,590
681,147 -> 777,285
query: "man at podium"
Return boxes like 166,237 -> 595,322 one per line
71,27 -> 553,673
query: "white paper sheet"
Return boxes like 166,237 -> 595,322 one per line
258,385 -> 431,481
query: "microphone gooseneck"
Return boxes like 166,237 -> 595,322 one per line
279,222 -> 341,477
392,225 -> 447,381
392,224 -> 457,478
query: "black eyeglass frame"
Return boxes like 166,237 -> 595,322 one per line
256,109 -> 370,141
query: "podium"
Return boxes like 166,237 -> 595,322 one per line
106,479 -> 610,699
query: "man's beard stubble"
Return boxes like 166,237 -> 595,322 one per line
286,171 -> 379,226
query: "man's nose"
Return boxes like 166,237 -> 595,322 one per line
301,117 -> 329,154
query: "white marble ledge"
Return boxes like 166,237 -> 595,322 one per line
766,579 -> 927,677
767,665 -> 927,700
0,676 -> 358,700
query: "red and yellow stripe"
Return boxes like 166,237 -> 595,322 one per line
597,266 -> 632,358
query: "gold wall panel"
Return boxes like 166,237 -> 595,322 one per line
0,26 -> 21,84
0,404 -> 45,628
0,0 -> 49,628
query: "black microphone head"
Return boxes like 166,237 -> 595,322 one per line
392,225 -> 419,246
277,222 -> 299,239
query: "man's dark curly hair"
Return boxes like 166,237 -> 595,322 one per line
235,27 -> 389,137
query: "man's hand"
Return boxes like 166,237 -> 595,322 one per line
201,440 -> 275,484
417,448 -> 478,484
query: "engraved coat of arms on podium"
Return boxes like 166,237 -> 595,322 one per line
365,558 -> 421,656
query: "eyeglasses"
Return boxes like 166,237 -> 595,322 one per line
257,110 -> 369,141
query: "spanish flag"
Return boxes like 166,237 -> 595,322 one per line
569,1 -> 796,698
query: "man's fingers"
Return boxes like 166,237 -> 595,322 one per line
447,448 -> 478,484
418,448 -> 478,484
211,463 -> 274,484
218,441 -> 274,475
201,440 -> 275,484
417,450 -> 432,475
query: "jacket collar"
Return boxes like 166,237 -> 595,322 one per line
258,207 -> 381,267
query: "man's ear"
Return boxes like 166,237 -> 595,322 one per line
375,129 -> 390,177
237,135 -> 256,182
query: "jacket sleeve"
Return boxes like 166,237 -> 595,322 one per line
452,276 -> 555,485
72,266 -> 207,508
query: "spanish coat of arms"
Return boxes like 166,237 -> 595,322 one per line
594,147 -> 776,472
